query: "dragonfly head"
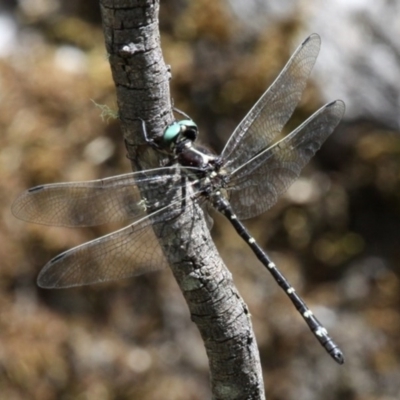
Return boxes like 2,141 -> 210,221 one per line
162,120 -> 198,148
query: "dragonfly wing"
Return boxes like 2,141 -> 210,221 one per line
227,100 -> 345,220
221,33 -> 321,171
12,166 -> 194,227
38,220 -> 168,288
37,191 -> 204,288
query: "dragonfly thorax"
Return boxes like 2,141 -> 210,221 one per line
176,141 -> 219,170
162,119 -> 221,170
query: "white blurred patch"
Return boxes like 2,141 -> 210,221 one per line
0,14 -> 18,58
286,177 -> 315,204
307,305 -> 339,329
53,45 -> 88,74
286,173 -> 331,204
126,348 -> 152,373
84,136 -> 115,165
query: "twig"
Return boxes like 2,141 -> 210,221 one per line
99,1 -> 265,398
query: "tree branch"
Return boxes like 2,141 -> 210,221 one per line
99,1 -> 265,398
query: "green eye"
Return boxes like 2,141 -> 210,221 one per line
163,120 -> 198,144
163,122 -> 181,143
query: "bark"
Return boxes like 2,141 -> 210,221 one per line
99,1 -> 265,398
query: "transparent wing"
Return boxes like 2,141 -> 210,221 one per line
227,100 -> 345,220
221,33 -> 321,171
12,166 -> 199,227
37,189 -> 205,288
38,218 -> 168,288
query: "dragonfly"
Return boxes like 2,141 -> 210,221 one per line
12,33 -> 345,364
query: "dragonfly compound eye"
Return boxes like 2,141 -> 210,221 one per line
162,120 -> 198,146
163,121 -> 182,144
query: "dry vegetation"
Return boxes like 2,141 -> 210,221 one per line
1,1 -> 400,399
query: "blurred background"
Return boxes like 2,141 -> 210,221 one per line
1,0 -> 400,399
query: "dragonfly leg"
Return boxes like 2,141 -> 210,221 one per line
173,107 -> 192,120
135,117 -> 161,150
124,118 -> 162,161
